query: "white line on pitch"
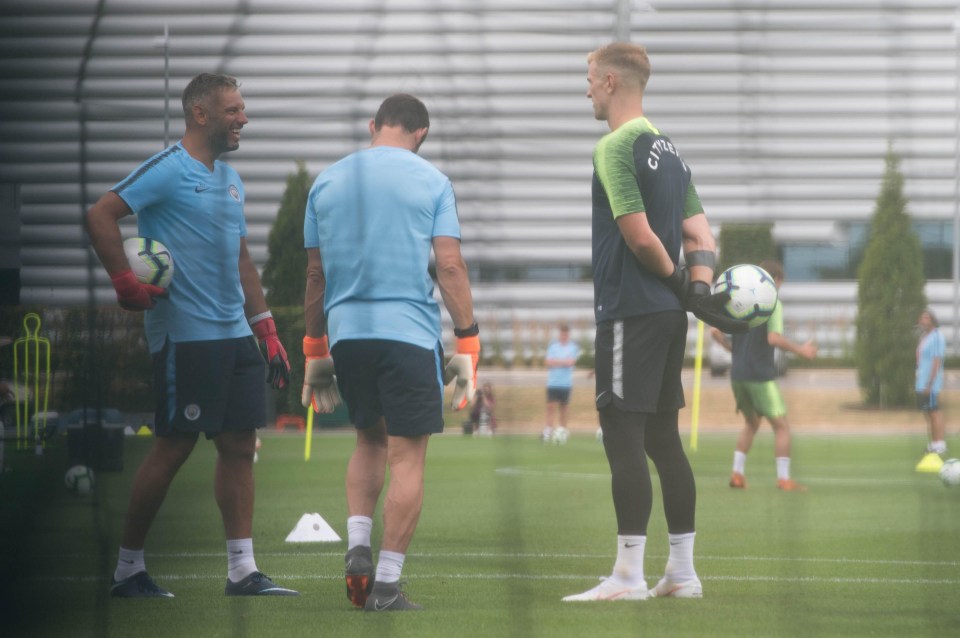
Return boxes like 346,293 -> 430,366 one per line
494,466 -> 935,486
76,550 -> 958,568
37,573 -> 960,586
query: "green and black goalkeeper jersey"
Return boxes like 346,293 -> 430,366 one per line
591,116 -> 703,323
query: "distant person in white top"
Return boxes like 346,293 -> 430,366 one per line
542,324 -> 581,442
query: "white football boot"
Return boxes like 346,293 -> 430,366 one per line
562,577 -> 649,602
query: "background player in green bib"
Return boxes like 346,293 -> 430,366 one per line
711,260 -> 818,492
562,42 -> 747,604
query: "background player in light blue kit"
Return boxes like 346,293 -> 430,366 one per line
542,323 -> 581,442
915,308 -> 947,460
86,73 -> 296,598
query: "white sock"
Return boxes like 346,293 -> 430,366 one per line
733,451 -> 747,475
612,535 -> 645,586
776,457 -> 791,481
226,538 -> 258,582
665,532 -> 697,582
375,550 -> 405,584
930,440 -> 947,455
114,547 -> 145,582
542,426 -> 553,439
347,515 -> 373,549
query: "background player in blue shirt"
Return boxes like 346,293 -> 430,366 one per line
542,323 -> 581,442
916,308 -> 947,458
86,73 -> 295,598
302,94 -> 478,611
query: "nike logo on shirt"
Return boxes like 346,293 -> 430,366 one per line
195,184 -> 210,192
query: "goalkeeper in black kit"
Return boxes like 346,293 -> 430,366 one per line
563,42 -> 747,603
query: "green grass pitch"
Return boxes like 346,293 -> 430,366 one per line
2,429 -> 958,637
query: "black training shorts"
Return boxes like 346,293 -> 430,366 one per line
332,338 -> 445,437
546,387 -> 572,405
594,310 -> 687,414
153,336 -> 266,439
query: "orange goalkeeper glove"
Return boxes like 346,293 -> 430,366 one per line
444,326 -> 480,411
301,335 -> 342,413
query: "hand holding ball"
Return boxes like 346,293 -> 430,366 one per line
112,238 -> 174,311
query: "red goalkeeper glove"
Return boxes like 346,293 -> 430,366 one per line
444,329 -> 480,411
110,270 -> 168,311
301,335 -> 342,413
250,312 -> 291,389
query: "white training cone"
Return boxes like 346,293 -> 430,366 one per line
285,513 -> 342,542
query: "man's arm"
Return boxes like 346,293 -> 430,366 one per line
240,237 -> 290,388
304,248 -> 327,338
710,327 -> 732,353
434,235 -> 479,410
300,246 -> 339,411
615,212 -> 675,278
433,236 -> 475,330
923,356 -> 942,394
680,212 -> 717,285
86,191 -> 168,311
545,354 -> 578,368
86,191 -> 134,275
239,238 -> 269,318
768,331 -> 817,360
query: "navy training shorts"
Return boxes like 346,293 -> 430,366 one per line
152,336 -> 266,439
594,310 -> 688,414
332,338 -> 445,437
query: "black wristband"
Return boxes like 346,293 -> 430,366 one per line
454,322 -> 479,338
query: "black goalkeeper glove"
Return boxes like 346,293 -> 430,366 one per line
663,266 -> 751,334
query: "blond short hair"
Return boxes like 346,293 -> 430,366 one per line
587,43 -> 651,91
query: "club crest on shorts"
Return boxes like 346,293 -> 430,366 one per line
229,184 -> 240,202
184,404 -> 201,421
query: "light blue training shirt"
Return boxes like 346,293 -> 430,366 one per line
915,327 -> 945,394
304,145 -> 460,350
112,142 -> 251,354
546,340 -> 581,389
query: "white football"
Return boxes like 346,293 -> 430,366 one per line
712,264 -> 778,329
123,237 -> 174,288
939,458 -> 960,487
65,465 -> 95,495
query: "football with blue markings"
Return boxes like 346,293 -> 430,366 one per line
712,264 -> 778,329
123,237 -> 174,289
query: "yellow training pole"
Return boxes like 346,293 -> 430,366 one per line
690,319 -> 705,452
304,407 -> 314,461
